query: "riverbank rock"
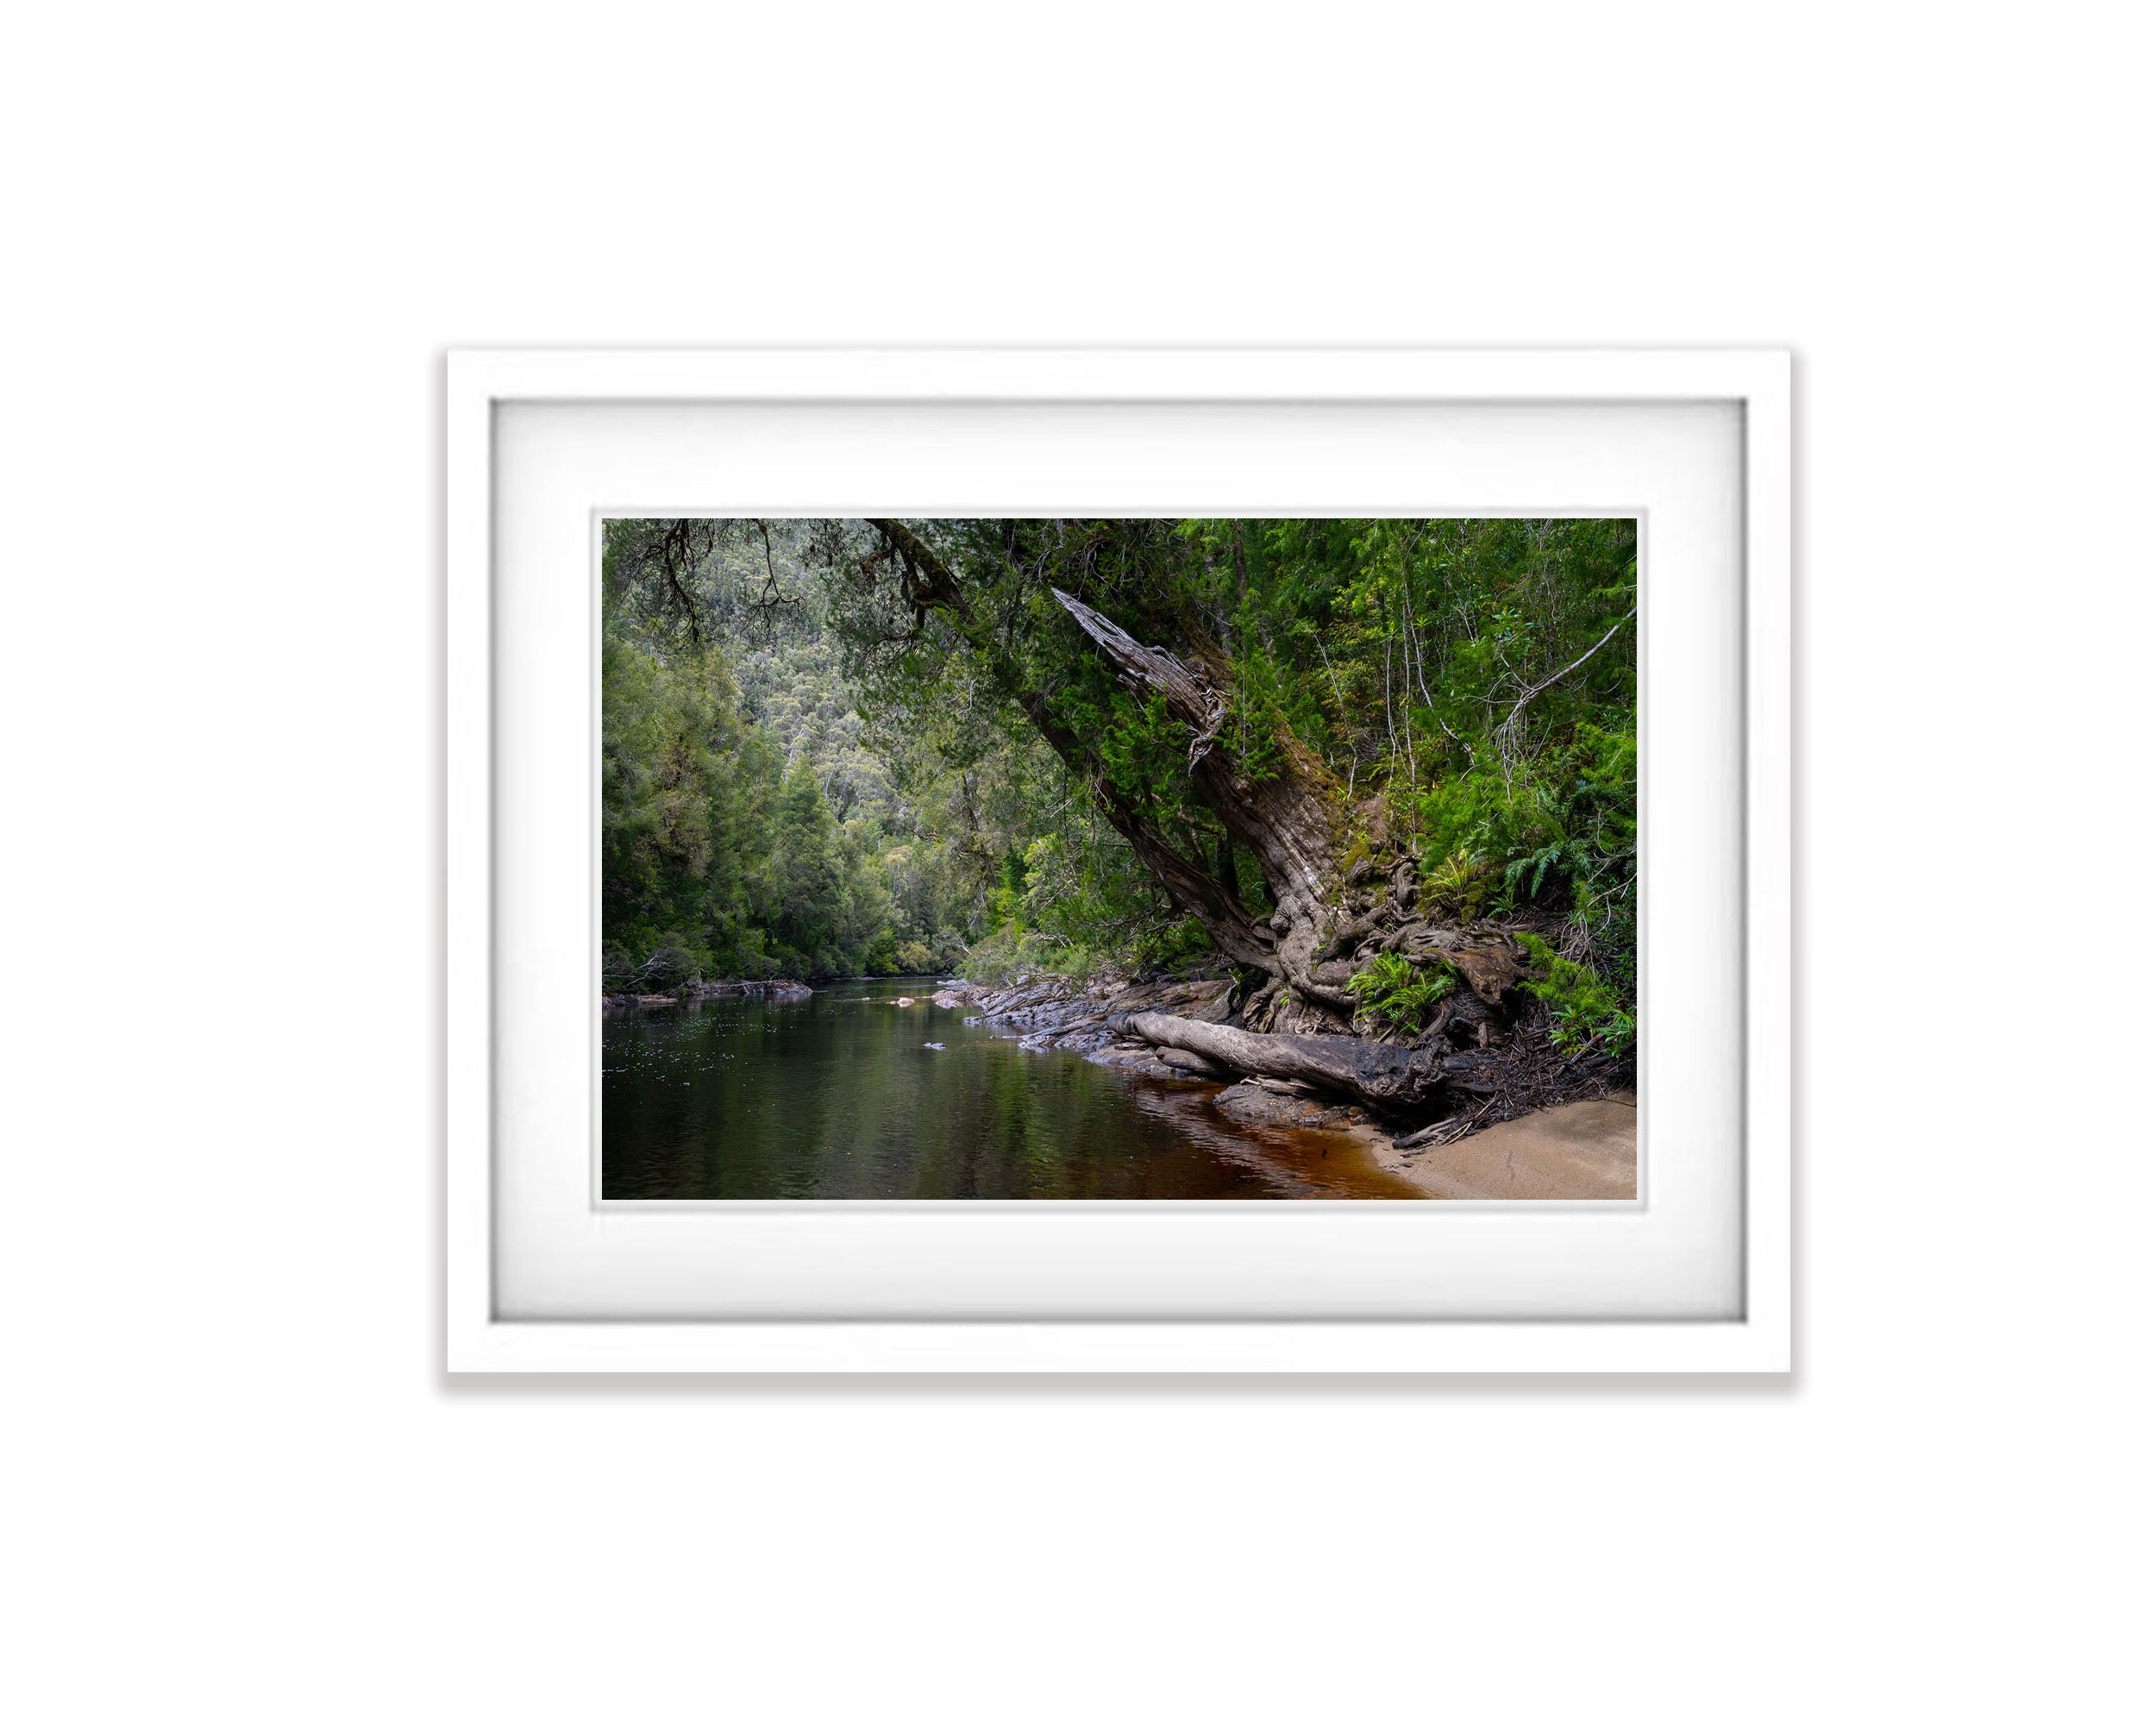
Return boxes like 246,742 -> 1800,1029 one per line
937,971 -> 1244,1072
1083,1042 -> 1186,1081
603,976 -> 814,1011
949,973 -> 1232,1038
603,993 -> 675,1013
1213,1078 -> 1369,1132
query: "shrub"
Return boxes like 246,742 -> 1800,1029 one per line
1515,932 -> 1634,1055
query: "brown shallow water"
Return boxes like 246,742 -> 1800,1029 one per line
602,976 -> 1419,1200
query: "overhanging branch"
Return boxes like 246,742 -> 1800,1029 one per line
1499,605 -> 1635,737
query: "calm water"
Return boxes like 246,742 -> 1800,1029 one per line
602,976 -> 1419,1199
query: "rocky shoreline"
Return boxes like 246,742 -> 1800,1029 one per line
941,973 -> 1383,1135
943,969 -> 1633,1173
602,976 -> 815,1013
951,972 -> 1634,1196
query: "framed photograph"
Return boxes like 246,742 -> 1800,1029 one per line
448,348 -> 1789,1371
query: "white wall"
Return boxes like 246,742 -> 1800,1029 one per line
3,6 -> 2146,1720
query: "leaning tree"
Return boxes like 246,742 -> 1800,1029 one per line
818,518 -> 1530,1044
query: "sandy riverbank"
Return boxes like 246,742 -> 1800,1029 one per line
1355,1095 -> 1636,1199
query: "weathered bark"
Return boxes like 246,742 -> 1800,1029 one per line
1156,1045 -> 1237,1080
1051,588 -> 1359,1020
1131,1012 -> 1460,1109
1391,925 -> 1526,1005
1014,690 -> 1278,969
1214,834 -> 1240,901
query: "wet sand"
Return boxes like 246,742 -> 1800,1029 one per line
1359,1095 -> 1637,1200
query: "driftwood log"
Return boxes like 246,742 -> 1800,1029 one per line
1132,1012 -> 1465,1109
1155,1045 -> 1238,1080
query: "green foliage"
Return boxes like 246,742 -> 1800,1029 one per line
959,929 -> 1109,988
1416,721 -> 1636,982
1345,950 -> 1457,1032
602,514 -> 1635,1007
601,524 -> 972,983
1515,933 -> 1635,1056
1422,848 -> 1496,919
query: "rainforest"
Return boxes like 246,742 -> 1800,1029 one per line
602,518 -> 1638,1199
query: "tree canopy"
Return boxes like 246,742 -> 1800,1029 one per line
600,517 -> 1636,1057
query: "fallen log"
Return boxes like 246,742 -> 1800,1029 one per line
1156,1045 -> 1237,1080
1131,1012 -> 1454,1109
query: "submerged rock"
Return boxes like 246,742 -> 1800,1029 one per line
1213,1080 -> 1366,1131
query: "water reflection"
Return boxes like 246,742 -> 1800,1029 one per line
602,977 -> 1419,1200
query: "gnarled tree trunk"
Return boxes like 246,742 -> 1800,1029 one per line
847,520 -> 1579,1127
859,522 -> 1420,1026
1050,588 -> 1360,1023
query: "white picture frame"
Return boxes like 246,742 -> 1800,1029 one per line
448,348 -> 1789,1373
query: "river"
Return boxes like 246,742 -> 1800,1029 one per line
602,975 -> 1420,1199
